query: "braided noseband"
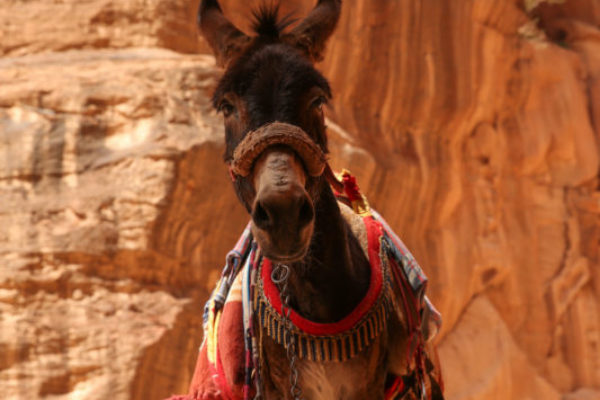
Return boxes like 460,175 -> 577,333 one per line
230,122 -> 327,178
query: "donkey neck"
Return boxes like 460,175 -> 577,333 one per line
285,179 -> 371,323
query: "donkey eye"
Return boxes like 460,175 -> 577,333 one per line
218,100 -> 236,117
310,96 -> 327,110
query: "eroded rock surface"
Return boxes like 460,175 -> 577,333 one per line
0,48 -> 249,399
0,1 -> 599,399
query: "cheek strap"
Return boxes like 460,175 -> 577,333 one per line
229,121 -> 327,178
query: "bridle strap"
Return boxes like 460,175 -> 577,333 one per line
230,121 -> 327,178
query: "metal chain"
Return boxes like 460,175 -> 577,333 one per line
271,264 -> 304,400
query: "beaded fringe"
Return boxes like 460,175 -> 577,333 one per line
253,259 -> 391,363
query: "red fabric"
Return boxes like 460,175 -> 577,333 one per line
342,173 -> 363,202
216,302 -> 245,398
184,300 -> 245,400
185,344 -> 222,400
261,216 -> 384,335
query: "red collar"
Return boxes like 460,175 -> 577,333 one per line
260,215 -> 385,336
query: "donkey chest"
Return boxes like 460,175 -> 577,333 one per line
261,334 -> 388,400
297,356 -> 386,400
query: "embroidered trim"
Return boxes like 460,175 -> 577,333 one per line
253,218 -> 392,362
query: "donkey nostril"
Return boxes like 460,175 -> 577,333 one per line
298,197 -> 314,228
252,200 -> 271,230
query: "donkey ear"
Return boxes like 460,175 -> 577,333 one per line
286,0 -> 341,62
198,0 -> 250,66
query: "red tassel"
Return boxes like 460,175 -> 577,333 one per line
342,172 -> 362,202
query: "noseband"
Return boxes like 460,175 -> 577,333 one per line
229,121 -> 327,179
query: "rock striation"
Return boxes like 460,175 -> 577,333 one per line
0,0 -> 599,399
0,48 -> 249,398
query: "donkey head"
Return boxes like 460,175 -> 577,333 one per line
200,0 -> 341,263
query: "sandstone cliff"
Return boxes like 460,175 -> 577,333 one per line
0,0 -> 598,399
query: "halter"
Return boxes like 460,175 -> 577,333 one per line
228,121 -> 327,181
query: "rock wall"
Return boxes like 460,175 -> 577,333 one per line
320,1 -> 600,399
0,1 -> 598,399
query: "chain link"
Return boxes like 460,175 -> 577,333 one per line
271,264 -> 304,400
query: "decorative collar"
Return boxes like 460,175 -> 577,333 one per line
253,215 -> 392,362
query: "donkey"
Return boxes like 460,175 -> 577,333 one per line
183,1 -> 445,399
